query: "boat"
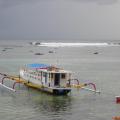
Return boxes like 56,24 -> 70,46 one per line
20,64 -> 72,95
0,63 -> 100,95
29,41 -> 41,45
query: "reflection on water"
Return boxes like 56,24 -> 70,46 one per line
0,86 -> 73,120
31,91 -> 72,118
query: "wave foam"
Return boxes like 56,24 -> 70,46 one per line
36,42 -> 116,47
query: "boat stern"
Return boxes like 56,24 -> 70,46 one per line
52,88 -> 71,95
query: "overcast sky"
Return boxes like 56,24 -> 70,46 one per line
0,0 -> 120,41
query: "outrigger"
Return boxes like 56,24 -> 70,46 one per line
0,63 -> 100,95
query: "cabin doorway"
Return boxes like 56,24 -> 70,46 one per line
54,73 -> 60,86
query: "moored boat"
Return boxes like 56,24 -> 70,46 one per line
20,64 -> 72,95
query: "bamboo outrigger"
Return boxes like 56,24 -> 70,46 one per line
0,64 -> 100,95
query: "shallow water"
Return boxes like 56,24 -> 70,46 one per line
0,40 -> 120,120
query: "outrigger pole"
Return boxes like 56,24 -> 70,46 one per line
0,73 -> 100,94
68,79 -> 100,94
0,82 -> 16,92
81,82 -> 100,93
81,87 -> 100,93
0,73 -> 25,92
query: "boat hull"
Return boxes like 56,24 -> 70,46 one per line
52,89 -> 71,95
42,87 -> 71,95
24,81 -> 71,95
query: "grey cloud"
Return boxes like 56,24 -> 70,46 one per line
0,0 -> 40,8
0,0 -> 120,40
0,0 -> 118,8
71,0 -> 118,5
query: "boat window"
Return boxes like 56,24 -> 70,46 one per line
45,73 -> 47,83
43,72 -> 46,77
51,73 -> 54,79
49,73 -> 50,78
61,73 -> 66,79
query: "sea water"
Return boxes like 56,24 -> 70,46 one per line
0,40 -> 120,120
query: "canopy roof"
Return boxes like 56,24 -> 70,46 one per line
26,63 -> 50,69
25,63 -> 71,73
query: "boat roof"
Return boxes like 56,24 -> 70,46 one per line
25,63 -> 71,73
26,63 -> 50,69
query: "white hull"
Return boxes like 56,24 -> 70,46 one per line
20,68 -> 71,95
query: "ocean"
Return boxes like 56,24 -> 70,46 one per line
0,39 -> 120,120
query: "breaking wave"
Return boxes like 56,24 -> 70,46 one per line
34,42 -> 120,47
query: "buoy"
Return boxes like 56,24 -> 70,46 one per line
113,116 -> 120,120
116,96 -> 120,103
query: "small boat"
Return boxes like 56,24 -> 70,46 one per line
20,64 -> 72,95
34,53 -> 44,55
29,42 -> 41,45
48,50 -> 54,53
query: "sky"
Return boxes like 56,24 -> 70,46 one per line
0,0 -> 120,41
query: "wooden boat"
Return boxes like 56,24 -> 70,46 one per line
0,63 -> 100,95
20,64 -> 72,95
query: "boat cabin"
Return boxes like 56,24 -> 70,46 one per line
20,64 -> 72,88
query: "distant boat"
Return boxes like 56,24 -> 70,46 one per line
93,52 -> 99,54
48,51 -> 54,53
20,64 -> 72,95
34,53 -> 44,55
29,42 -> 41,45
